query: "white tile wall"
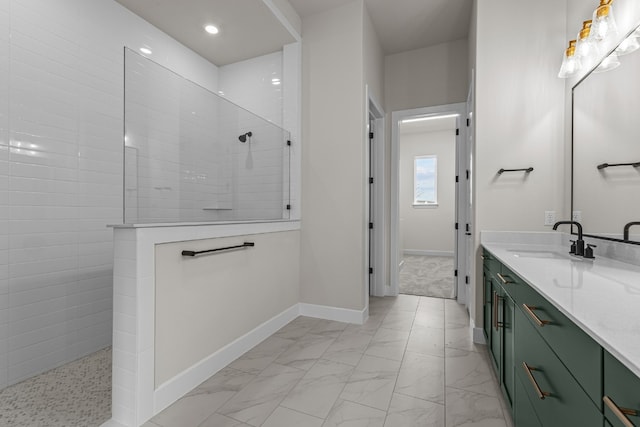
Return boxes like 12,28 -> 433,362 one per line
0,0 -> 220,390
218,51 -> 284,126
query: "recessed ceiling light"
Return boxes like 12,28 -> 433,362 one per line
140,47 -> 152,55
204,24 -> 219,35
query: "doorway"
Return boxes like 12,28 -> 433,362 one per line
390,103 -> 469,303
366,88 -> 386,298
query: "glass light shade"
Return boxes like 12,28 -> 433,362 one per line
576,21 -> 598,58
615,35 -> 640,56
594,52 -> 620,73
590,0 -> 618,42
558,41 -> 581,78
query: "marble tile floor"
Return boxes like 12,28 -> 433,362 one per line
145,295 -> 514,427
399,256 -> 455,299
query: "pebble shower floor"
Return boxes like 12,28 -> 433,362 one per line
0,347 -> 111,427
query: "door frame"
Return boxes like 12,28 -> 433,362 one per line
366,86 -> 386,298
390,102 -> 468,302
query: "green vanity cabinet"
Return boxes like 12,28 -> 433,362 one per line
514,307 -> 602,427
603,350 -> 640,427
481,246 -> 628,427
482,249 -> 516,410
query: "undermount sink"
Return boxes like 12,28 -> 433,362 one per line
508,249 -> 574,260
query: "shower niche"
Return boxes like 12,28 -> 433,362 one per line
124,48 -> 292,224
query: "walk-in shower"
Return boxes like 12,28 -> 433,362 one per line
124,49 -> 291,225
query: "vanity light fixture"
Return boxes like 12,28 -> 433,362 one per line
204,24 -> 219,35
576,20 -> 598,59
558,40 -> 581,78
589,0 -> 618,42
594,51 -> 620,73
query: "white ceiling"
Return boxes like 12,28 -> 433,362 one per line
288,0 -> 473,54
114,0 -> 296,66
114,0 -> 473,66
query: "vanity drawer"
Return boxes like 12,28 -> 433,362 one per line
496,264 -> 520,298
516,281 -> 602,406
514,374 -> 543,427
515,308 -> 602,427
604,351 -> 640,427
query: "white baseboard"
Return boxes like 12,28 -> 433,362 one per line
152,304 -> 300,415
403,250 -> 454,257
104,301 -> 368,427
299,303 -> 368,325
473,327 -> 486,345
100,421 -> 127,427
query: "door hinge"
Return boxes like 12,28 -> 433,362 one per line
369,222 -> 373,229
456,175 -> 459,183
466,223 -> 470,232
466,169 -> 470,180
456,128 -> 459,136
455,223 -> 459,230
286,204 -> 291,210
287,140 -> 291,146
466,118 -> 470,127
369,267 -> 373,274
455,269 -> 458,277
369,177 -> 374,184
369,132 -> 374,139
465,275 -> 469,284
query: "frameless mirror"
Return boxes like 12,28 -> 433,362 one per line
572,24 -> 640,244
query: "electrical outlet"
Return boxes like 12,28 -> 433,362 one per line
572,210 -> 582,222
544,211 -> 556,226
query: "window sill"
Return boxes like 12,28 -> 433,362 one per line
412,203 -> 438,209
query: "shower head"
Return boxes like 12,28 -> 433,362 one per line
238,131 -> 253,143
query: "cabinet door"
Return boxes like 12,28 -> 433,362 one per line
514,375 -> 543,427
604,351 -> 640,427
501,293 -> 515,410
489,277 -> 501,374
483,268 -> 492,341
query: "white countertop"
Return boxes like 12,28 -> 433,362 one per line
481,232 -> 640,378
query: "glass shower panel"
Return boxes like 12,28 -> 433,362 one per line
124,48 -> 290,224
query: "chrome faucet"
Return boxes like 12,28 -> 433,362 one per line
553,221 -> 585,257
623,221 -> 640,241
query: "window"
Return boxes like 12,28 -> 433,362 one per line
414,155 -> 437,207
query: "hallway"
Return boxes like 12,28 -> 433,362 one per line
143,295 -> 512,427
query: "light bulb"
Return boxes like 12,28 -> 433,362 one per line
590,0 -> 618,42
558,40 -> 581,78
576,20 -> 598,59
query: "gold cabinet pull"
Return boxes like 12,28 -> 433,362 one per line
604,395 -> 637,427
522,304 -> 550,327
497,272 -> 513,284
493,291 -> 499,330
522,362 -> 550,400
